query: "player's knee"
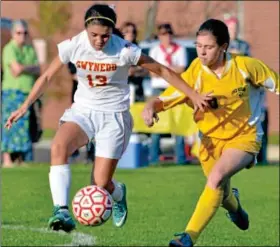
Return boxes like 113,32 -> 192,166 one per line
51,142 -> 68,162
207,172 -> 226,189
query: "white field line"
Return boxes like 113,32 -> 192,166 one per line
2,224 -> 95,246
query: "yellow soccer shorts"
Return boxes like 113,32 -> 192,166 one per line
198,132 -> 262,177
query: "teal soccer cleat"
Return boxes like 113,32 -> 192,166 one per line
112,183 -> 128,227
169,232 -> 193,247
48,205 -> 76,233
226,188 -> 249,230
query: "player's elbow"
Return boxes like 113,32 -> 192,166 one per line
41,71 -> 53,85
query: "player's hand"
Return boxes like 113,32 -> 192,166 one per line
191,90 -> 213,113
142,104 -> 159,127
5,105 -> 28,130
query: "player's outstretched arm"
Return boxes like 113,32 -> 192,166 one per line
137,53 -> 211,112
142,97 -> 163,127
142,86 -> 192,128
5,56 -> 64,129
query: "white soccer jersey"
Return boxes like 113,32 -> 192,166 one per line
57,30 -> 142,111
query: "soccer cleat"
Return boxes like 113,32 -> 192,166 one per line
48,205 -> 76,233
226,188 -> 249,230
112,183 -> 128,227
169,232 -> 193,247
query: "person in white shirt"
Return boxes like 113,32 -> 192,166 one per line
5,4 -> 212,233
149,23 -> 188,165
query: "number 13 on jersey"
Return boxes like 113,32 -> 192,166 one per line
87,74 -> 108,87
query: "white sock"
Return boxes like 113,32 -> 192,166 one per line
111,179 -> 123,202
49,164 -> 71,207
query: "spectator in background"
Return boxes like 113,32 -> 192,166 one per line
121,22 -> 138,44
1,19 -> 40,167
225,14 -> 268,164
67,62 -> 95,164
148,23 -> 188,165
121,22 -> 146,102
224,14 -> 251,56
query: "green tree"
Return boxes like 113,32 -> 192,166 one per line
29,1 -> 72,61
29,1 -> 72,99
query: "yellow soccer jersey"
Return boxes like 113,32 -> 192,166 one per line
159,53 -> 279,140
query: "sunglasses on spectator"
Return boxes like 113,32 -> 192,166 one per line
16,31 -> 28,36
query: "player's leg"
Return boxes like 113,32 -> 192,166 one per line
220,136 -> 260,230
216,179 -> 238,214
222,180 -> 243,227
92,110 -> 133,227
92,157 -> 128,227
169,137 -> 219,247
204,149 -> 254,230
221,179 -> 239,215
192,149 -> 253,245
170,148 -> 254,246
224,184 -> 249,230
48,121 -> 90,232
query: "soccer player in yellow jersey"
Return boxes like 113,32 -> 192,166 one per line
142,19 -> 279,247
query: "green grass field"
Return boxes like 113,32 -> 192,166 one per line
1,164 -> 279,246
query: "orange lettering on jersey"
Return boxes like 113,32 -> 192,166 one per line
106,64 -> 111,71
94,63 -> 100,71
88,62 -> 94,71
111,64 -> 117,71
76,61 -> 117,72
81,61 -> 88,70
100,64 -> 106,72
76,61 -> 81,68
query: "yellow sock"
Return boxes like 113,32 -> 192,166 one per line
222,189 -> 239,212
185,185 -> 223,244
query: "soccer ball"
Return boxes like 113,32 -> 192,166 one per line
72,185 -> 113,226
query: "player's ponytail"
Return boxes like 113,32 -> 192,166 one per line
84,4 -> 117,29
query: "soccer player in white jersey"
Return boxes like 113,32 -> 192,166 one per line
5,4 -> 212,232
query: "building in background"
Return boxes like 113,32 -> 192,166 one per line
1,1 -> 278,134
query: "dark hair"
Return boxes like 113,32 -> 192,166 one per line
84,4 -> 117,29
196,19 -> 230,50
120,22 -> 138,44
157,23 -> 174,35
121,22 -> 137,36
